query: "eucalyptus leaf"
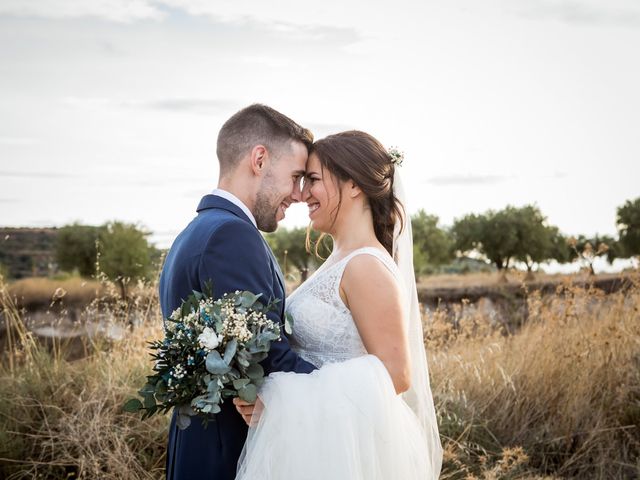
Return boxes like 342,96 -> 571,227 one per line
233,378 -> 250,390
139,383 -> 155,395
239,291 -> 262,308
207,379 -> 221,393
246,363 -> 264,380
252,352 -> 268,362
143,394 -> 156,409
223,338 -> 237,364
176,413 -> 191,430
238,384 -> 258,403
221,388 -> 236,397
123,398 -> 143,412
142,405 -> 158,419
203,279 -> 214,297
209,391 -> 221,404
248,342 -> 267,354
206,350 -> 231,374
155,380 -> 167,395
285,313 -> 294,335
178,404 -> 196,416
237,356 -> 250,367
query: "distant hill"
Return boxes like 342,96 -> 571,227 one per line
0,227 -> 59,279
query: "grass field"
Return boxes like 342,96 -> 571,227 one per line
0,272 -> 638,479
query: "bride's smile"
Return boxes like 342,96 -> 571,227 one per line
302,153 -> 341,232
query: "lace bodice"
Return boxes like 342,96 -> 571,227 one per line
285,247 -> 399,368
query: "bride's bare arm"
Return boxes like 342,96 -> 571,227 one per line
340,254 -> 411,394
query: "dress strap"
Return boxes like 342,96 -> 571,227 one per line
338,247 -> 398,277
333,247 -> 401,305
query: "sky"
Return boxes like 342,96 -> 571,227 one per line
1,0 -> 639,263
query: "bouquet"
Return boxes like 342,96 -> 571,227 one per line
124,281 -> 291,429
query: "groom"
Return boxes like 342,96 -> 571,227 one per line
159,104 -> 317,480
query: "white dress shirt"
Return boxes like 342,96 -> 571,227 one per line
211,188 -> 257,229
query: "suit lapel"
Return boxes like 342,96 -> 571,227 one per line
261,236 -> 286,298
197,194 -> 286,302
196,194 -> 252,223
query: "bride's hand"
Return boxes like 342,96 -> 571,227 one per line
233,397 -> 264,427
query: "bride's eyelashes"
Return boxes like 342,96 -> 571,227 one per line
303,175 -> 320,188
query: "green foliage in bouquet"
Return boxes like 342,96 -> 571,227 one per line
123,281 -> 291,429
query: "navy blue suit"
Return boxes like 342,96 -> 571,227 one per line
159,194 -> 316,480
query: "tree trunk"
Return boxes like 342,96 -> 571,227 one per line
525,263 -> 535,281
118,278 -> 127,300
499,270 -> 509,283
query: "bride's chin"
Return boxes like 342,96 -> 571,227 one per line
309,219 -> 326,233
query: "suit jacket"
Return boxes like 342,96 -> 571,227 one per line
159,194 -> 316,480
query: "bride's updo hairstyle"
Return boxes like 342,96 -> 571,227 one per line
309,130 -> 404,256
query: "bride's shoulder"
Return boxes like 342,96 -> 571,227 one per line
341,248 -> 400,288
339,248 -> 403,310
345,247 -> 396,270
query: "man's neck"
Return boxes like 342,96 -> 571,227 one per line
212,184 -> 257,228
216,180 -> 255,213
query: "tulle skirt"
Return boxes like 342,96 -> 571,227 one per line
236,355 -> 437,480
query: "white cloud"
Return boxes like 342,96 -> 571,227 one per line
238,56 -> 291,68
1,0 -> 639,249
507,0 -> 640,28
59,96 -> 239,115
0,0 -> 164,22
426,174 -> 513,186
0,136 -> 38,146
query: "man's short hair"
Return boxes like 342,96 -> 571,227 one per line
216,104 -> 314,176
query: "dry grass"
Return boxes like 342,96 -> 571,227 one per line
416,270 -> 632,290
426,277 -> 640,479
7,277 -> 106,310
0,277 -> 167,479
0,272 -> 638,479
6,276 -> 159,312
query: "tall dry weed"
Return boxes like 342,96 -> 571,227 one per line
0,275 -> 167,479
427,276 -> 640,479
7,277 -> 105,310
1,272 -> 638,479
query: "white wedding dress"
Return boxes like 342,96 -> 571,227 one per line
236,246 -> 442,479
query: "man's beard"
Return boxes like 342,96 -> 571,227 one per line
254,176 -> 280,233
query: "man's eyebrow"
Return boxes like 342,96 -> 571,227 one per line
293,169 -> 306,176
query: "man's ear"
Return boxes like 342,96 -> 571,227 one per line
249,145 -> 268,175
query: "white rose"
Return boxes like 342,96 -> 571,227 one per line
198,327 -> 221,350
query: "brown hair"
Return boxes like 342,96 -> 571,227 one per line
216,104 -> 314,176
308,130 -> 404,256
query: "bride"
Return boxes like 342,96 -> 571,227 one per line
235,131 -> 443,479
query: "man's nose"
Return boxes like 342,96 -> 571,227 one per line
290,179 -> 302,202
300,179 -> 311,202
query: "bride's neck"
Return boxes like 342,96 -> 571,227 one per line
330,206 -> 379,254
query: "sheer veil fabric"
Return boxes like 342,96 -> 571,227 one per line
392,169 -> 443,477
235,169 -> 443,480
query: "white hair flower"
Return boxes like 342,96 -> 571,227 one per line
388,146 -> 404,166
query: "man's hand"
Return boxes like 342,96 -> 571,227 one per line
233,397 -> 264,427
